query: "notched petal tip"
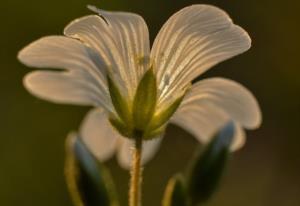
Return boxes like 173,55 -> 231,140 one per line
234,25 -> 252,51
249,108 -> 262,130
87,4 -> 99,13
152,4 -> 253,108
63,15 -> 99,37
17,48 -> 27,64
244,29 -> 252,48
22,71 -> 61,104
183,77 -> 262,130
87,5 -> 106,16
17,37 -> 47,65
230,123 -> 246,151
87,5 -> 109,25
22,71 -> 47,99
182,4 -> 233,20
17,41 -> 37,66
17,36 -> 79,67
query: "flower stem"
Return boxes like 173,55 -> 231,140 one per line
129,135 -> 143,206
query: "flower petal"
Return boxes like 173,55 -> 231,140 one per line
151,5 -> 251,108
179,78 -> 262,129
116,137 -> 162,170
80,108 -> 120,162
64,6 -> 150,99
231,123 -> 246,150
18,36 -> 111,110
24,70 -> 107,107
171,103 -> 245,151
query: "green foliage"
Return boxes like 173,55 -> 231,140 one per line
187,122 -> 235,205
162,174 -> 189,206
133,68 -> 157,131
65,134 -> 119,206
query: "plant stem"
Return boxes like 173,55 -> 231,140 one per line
129,135 -> 143,206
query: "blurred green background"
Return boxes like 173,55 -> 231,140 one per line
1,0 -> 299,205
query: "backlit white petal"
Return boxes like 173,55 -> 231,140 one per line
18,36 -> 111,110
64,8 -> 150,99
151,5 -> 251,108
80,108 -> 120,162
18,36 -> 106,80
231,123 -> 246,151
180,78 -> 262,129
171,104 -> 244,151
24,71 -> 107,107
117,137 -> 162,170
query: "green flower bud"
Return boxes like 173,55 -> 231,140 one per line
65,133 -> 119,206
187,122 -> 235,204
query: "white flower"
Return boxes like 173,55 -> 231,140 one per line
18,5 -> 261,169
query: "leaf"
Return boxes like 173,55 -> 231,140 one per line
133,69 -> 157,131
162,174 -> 188,206
187,121 -> 235,205
65,133 -> 119,206
107,75 -> 131,125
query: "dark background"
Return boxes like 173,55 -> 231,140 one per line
0,0 -> 299,205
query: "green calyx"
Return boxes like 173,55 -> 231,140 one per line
107,69 -> 185,139
132,68 -> 157,131
107,75 -> 132,125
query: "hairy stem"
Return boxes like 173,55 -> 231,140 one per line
129,135 -> 143,206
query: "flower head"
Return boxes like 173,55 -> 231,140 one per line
18,5 -> 261,169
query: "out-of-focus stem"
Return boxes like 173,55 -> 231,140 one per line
129,135 -> 143,206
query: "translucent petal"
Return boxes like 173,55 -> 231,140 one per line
151,5 -> 251,108
231,123 -> 246,150
24,70 -> 108,107
64,8 -> 150,99
171,103 -> 245,151
18,36 -> 111,110
80,108 -> 120,162
180,78 -> 262,129
116,137 -> 162,169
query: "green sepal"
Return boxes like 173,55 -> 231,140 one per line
65,133 -> 119,206
132,69 -> 157,130
143,124 -> 166,140
162,174 -> 189,206
109,116 -> 132,138
187,122 -> 235,205
148,95 -> 184,132
107,75 -> 132,124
